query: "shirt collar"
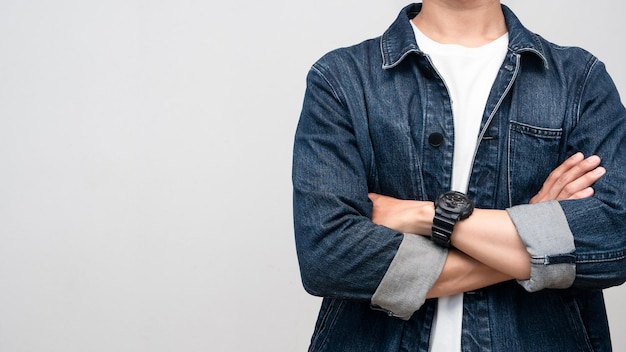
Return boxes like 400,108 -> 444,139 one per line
381,3 -> 548,69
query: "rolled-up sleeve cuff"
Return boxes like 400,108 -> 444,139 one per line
370,234 -> 447,320
506,201 -> 576,292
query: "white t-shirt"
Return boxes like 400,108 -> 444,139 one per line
410,21 -> 508,351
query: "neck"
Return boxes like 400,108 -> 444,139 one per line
412,0 -> 507,47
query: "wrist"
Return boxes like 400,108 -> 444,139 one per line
414,201 -> 435,235
398,200 -> 434,235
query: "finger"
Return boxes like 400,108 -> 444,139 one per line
556,166 -> 605,200
566,187 -> 595,200
546,155 -> 600,196
531,154 -> 602,203
541,152 -> 585,194
552,155 -> 601,191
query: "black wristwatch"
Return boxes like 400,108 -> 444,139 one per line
431,191 -> 474,248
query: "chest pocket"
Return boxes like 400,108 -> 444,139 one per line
508,120 -> 562,205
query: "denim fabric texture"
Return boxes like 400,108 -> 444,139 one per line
293,3 -> 626,351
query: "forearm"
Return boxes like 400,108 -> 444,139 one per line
370,194 -> 531,280
452,209 -> 531,280
426,248 -> 511,298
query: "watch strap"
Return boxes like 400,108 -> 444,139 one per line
431,211 -> 457,248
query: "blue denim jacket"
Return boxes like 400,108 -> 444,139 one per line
293,4 -> 626,351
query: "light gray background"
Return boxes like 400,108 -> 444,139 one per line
0,1 -> 624,351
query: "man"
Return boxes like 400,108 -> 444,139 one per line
293,1 -> 626,351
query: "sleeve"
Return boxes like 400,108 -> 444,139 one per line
508,59 -> 626,292
292,60 -> 446,320
507,201 -> 576,291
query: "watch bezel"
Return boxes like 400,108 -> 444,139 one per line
435,191 -> 474,219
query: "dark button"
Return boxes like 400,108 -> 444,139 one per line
428,132 -> 444,147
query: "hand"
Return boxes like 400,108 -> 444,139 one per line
530,152 -> 605,204
368,193 -> 434,234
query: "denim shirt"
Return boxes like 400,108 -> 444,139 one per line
292,4 -> 626,351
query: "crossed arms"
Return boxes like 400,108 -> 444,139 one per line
368,152 -> 605,298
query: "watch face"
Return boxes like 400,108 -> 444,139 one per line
437,191 -> 472,213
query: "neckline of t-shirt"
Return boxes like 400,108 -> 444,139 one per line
410,20 -> 509,58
